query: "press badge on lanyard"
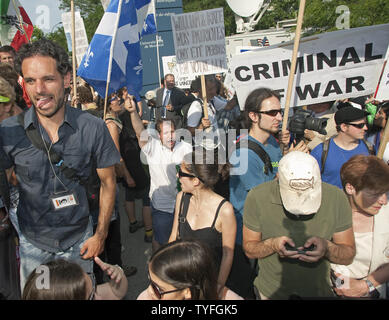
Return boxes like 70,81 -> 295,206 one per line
50,191 -> 79,210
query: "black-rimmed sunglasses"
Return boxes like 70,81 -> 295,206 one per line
178,168 -> 196,179
178,168 -> 204,183
345,122 -> 367,129
148,274 -> 186,299
258,109 -> 283,117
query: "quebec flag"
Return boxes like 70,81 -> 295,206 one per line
78,0 -> 156,98
135,0 -> 157,37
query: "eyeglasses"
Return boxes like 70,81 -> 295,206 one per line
258,109 -> 283,117
148,273 -> 186,299
178,168 -> 204,183
178,168 -> 196,179
345,122 -> 367,129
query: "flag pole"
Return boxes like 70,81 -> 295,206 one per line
11,0 -> 30,43
153,0 -> 162,87
280,0 -> 306,142
103,0 -> 123,120
71,0 -> 78,107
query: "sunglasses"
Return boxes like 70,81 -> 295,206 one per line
345,122 -> 367,129
258,109 -> 283,117
178,168 -> 204,183
148,274 -> 186,299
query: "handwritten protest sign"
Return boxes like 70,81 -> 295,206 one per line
62,11 -> 89,66
230,24 -> 389,109
162,55 -> 196,88
171,8 -> 227,75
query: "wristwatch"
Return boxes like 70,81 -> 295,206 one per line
365,279 -> 376,293
365,279 -> 380,298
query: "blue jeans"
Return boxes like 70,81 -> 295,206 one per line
10,207 -> 94,292
151,205 -> 174,245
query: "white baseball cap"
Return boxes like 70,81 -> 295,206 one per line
278,151 -> 322,215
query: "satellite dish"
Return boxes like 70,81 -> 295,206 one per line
226,0 -> 264,18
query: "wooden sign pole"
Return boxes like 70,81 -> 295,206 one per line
281,0 -> 306,134
200,75 -> 209,119
377,121 -> 389,159
71,0 -> 77,107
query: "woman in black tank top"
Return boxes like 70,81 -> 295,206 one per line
168,149 -> 237,297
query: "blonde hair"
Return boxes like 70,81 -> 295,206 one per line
0,76 -> 15,104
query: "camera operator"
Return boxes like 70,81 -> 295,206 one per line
310,106 -> 373,189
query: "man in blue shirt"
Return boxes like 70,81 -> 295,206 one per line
0,39 -> 120,289
229,88 -> 308,245
311,106 -> 370,189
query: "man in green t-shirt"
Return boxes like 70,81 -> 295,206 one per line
243,151 -> 356,299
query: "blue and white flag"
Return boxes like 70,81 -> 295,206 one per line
77,0 -> 144,98
135,0 -> 157,37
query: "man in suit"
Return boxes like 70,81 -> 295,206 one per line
155,74 -> 194,128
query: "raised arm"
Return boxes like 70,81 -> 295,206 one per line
122,94 -> 148,148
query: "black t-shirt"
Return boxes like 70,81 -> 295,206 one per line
119,110 -> 150,189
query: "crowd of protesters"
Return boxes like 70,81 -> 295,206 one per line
1,38 -> 389,301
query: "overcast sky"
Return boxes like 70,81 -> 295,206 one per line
19,0 -> 65,33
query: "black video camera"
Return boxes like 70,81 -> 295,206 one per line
289,109 -> 327,145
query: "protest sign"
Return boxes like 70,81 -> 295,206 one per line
61,11 -> 89,66
171,8 -> 227,75
162,55 -> 196,88
375,46 -> 389,101
230,24 -> 389,109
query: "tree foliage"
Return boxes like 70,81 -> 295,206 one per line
59,0 -> 104,42
31,25 -> 45,42
303,0 -> 389,35
182,0 -> 236,36
44,0 -> 389,47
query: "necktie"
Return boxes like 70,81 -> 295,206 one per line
163,90 -> 170,107
162,90 -> 170,118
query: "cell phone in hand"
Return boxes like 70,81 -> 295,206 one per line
284,243 -> 315,254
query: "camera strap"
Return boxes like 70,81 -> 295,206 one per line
16,112 -> 89,187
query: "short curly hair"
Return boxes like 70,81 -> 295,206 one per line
15,38 -> 71,77
0,76 -> 15,104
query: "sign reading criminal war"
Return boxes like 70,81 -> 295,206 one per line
162,55 -> 196,88
171,8 -> 227,75
230,24 -> 389,109
61,11 -> 89,67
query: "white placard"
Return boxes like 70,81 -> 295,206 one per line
171,8 -> 227,75
162,55 -> 196,88
375,46 -> 389,101
230,24 -> 389,109
61,11 -> 89,66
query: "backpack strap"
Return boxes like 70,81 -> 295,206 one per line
177,192 -> 192,240
236,139 -> 273,175
320,138 -> 331,175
